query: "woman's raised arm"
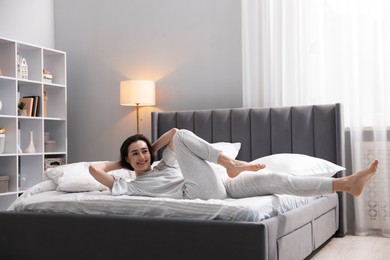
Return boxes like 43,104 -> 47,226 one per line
151,128 -> 178,153
89,160 -> 121,189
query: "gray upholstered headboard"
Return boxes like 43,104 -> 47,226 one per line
152,103 -> 347,235
152,103 -> 344,165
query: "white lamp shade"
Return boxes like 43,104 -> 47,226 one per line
120,80 -> 156,106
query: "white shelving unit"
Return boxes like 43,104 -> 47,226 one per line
0,37 -> 67,210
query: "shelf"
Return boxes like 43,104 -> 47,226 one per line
19,155 -> 44,188
17,116 -> 43,120
0,117 -> 17,154
0,39 -> 16,78
43,49 -> 66,85
44,117 -> 66,121
0,37 -> 67,211
0,77 -> 17,116
0,75 -> 16,81
17,43 -> 42,82
44,86 -> 66,118
0,153 -> 18,157
0,156 -> 17,192
18,153 -> 43,156
0,191 -> 17,197
18,78 -> 44,85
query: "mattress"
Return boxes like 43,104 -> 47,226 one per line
9,180 -> 321,222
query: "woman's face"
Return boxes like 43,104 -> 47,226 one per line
127,140 -> 152,176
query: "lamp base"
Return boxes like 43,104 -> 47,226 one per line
136,104 -> 140,134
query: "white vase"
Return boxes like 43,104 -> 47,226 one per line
24,131 -> 36,153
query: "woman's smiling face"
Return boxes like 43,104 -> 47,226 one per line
127,140 -> 152,176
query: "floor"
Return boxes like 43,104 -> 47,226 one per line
308,235 -> 390,260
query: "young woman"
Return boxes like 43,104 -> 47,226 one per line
89,128 -> 378,200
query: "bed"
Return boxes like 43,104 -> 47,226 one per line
0,103 -> 346,260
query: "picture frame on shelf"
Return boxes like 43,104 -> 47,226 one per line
19,98 -> 33,116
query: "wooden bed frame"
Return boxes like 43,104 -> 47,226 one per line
0,104 -> 346,260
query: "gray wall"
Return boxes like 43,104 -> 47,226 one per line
54,0 -> 243,162
0,0 -> 55,48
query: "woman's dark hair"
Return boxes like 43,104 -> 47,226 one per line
119,134 -> 155,171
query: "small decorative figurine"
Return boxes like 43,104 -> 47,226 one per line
20,58 -> 28,79
17,54 -> 28,79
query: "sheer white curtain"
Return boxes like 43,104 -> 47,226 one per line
242,0 -> 390,237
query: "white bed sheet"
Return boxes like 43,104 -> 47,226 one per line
9,180 -> 321,222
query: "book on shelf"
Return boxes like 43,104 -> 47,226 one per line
43,79 -> 53,84
43,88 -> 48,117
43,69 -> 53,83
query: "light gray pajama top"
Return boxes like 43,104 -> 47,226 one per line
112,148 -> 185,199
111,129 -> 334,200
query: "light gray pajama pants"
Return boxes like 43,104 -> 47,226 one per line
173,129 -> 334,200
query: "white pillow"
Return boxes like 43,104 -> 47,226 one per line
44,161 -> 135,192
44,162 -> 91,184
210,142 -> 241,158
57,176 -> 104,192
252,153 -> 345,177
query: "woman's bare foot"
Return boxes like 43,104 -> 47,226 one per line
334,160 -> 378,196
217,153 -> 265,178
226,160 -> 266,178
349,160 -> 378,196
